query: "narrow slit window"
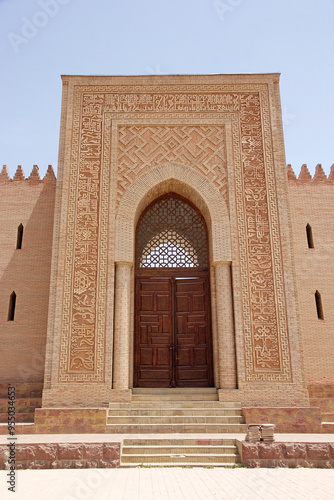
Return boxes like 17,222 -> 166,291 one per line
315,290 -> 324,320
8,292 -> 16,321
16,224 -> 24,249
306,223 -> 314,249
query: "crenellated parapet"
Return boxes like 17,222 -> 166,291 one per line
0,164 -> 56,184
287,163 -> 334,184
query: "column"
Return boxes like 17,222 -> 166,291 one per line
113,261 -> 132,390
214,261 -> 237,389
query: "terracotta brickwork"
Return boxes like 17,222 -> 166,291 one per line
41,74 -> 307,407
3,75 -> 332,413
243,406 -> 322,433
288,164 -> 334,383
0,166 -> 56,383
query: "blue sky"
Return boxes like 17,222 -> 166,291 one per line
1,0 -> 333,178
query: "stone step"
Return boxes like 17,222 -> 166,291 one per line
322,413 -> 334,423
108,408 -> 243,416
0,412 -> 35,423
107,415 -> 245,424
0,398 -> 41,413
122,445 -> 237,455
106,423 -> 247,433
121,461 -> 240,467
322,423 -> 334,432
308,384 -> 334,398
121,454 -> 240,465
123,438 -> 237,446
109,401 -> 241,409
132,388 -> 217,394
310,398 -> 334,412
0,423 -> 35,435
0,383 -> 43,398
132,394 -> 218,401
120,438 -> 241,467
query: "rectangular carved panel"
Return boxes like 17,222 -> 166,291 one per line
58,82 -> 291,383
117,125 -> 227,207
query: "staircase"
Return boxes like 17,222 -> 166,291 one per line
0,383 -> 42,424
308,384 -> 334,432
106,388 -> 246,434
120,438 -> 241,467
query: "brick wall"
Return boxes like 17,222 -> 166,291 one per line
0,166 -> 56,383
288,164 -> 334,383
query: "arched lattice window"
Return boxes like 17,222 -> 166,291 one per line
136,194 -> 208,268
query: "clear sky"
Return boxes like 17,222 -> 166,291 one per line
1,0 -> 333,178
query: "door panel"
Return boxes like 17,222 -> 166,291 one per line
174,277 -> 213,387
135,278 -> 172,387
134,272 -> 213,387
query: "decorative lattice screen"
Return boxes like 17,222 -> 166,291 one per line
136,194 -> 208,268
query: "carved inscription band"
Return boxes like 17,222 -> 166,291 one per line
59,87 -> 291,383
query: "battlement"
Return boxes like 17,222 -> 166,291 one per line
0,164 -> 56,184
287,163 -> 334,184
2,164 -> 333,185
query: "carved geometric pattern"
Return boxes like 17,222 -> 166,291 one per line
136,194 -> 208,268
117,125 -> 227,207
59,93 -> 105,380
58,83 -> 291,383
238,93 -> 290,379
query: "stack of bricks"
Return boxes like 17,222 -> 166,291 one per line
260,424 -> 275,443
245,424 -> 275,443
245,425 -> 261,443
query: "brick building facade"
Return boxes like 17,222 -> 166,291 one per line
1,74 -> 333,431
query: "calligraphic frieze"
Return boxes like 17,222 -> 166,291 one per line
58,84 -> 291,382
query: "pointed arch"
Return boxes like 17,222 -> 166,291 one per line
136,193 -> 209,268
112,163 -> 236,391
115,163 -> 231,264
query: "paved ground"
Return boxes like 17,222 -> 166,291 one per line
1,433 -> 334,499
1,467 -> 334,499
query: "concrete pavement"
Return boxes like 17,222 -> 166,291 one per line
1,466 -> 334,499
1,433 -> 334,499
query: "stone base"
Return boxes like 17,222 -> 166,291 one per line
242,407 -> 323,433
42,385 -> 132,407
34,408 -> 108,434
0,442 -> 120,470
218,384 -> 310,407
241,441 -> 334,468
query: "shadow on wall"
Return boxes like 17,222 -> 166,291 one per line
0,166 -> 56,384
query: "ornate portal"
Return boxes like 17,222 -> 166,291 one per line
40,74 -> 308,408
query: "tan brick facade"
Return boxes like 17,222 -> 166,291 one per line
1,74 -> 333,412
288,164 -> 334,383
0,165 -> 56,382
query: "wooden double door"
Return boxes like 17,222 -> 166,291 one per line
134,270 -> 213,387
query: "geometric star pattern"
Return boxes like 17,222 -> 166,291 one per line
136,194 -> 208,268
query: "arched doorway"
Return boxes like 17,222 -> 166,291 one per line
134,193 -> 214,388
